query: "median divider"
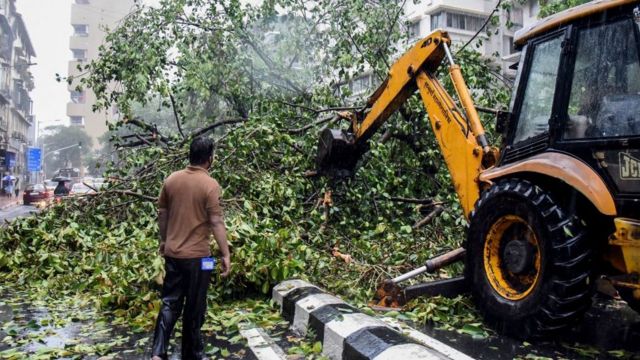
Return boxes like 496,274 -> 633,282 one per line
272,279 -> 473,360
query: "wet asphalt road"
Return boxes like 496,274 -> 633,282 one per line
0,287 -> 257,359
419,295 -> 640,359
1,206 -> 640,359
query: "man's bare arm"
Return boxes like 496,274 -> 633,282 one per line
209,214 -> 231,277
158,208 -> 168,254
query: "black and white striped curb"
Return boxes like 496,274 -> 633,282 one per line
239,325 -> 287,360
272,279 -> 474,360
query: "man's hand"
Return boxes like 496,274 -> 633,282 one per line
158,242 -> 165,256
220,255 -> 231,277
209,214 -> 231,278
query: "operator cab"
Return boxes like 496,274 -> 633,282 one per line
503,0 -> 640,217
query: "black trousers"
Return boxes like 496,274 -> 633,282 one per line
151,257 -> 212,360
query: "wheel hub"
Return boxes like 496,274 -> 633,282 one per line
483,215 -> 542,301
503,240 -> 535,274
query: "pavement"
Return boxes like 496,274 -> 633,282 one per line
0,194 -> 20,210
0,202 -> 37,224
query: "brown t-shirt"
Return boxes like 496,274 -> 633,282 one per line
158,166 -> 223,258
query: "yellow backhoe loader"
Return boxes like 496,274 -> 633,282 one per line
315,0 -> 640,337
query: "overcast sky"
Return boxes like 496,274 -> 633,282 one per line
17,0 -> 73,130
16,0 -> 162,134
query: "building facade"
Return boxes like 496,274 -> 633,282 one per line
349,0 -> 541,96
66,0 -> 134,150
0,0 -> 35,186
404,0 -> 540,71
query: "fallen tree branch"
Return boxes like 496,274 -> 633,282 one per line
169,92 -> 185,139
85,189 -> 157,202
412,205 -> 444,229
388,197 -> 436,205
123,117 -> 169,143
287,114 -> 351,134
182,118 -> 246,145
278,100 -> 361,114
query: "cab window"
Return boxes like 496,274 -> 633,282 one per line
513,36 -> 563,143
564,16 -> 640,139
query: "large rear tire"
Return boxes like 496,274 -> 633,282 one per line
466,178 -> 593,338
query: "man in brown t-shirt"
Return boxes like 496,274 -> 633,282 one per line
151,137 -> 231,360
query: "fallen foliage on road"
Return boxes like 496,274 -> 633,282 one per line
0,0 -> 511,353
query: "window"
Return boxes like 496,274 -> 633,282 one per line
431,12 -> 445,30
71,48 -> 87,61
69,116 -> 84,126
529,1 -> 539,16
70,90 -> 85,104
72,24 -> 88,37
0,33 -> 10,60
503,36 -> 515,56
0,65 -> 9,92
509,8 -> 523,28
565,19 -> 640,139
431,11 -> 485,32
407,21 -> 421,40
513,36 -> 563,143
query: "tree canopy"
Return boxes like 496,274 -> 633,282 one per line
39,126 -> 93,178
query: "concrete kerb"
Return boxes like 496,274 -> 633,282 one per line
272,279 -> 474,360
239,325 -> 287,360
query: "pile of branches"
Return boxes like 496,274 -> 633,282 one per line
0,0 -> 511,329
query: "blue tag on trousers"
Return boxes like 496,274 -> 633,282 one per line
201,257 -> 215,271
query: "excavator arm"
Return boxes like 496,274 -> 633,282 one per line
317,30 -> 497,218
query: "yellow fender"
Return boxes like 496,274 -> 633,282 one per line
479,152 -> 617,216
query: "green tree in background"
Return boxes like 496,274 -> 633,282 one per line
538,0 -> 591,18
39,126 -> 93,178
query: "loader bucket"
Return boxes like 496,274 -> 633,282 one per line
316,128 -> 361,178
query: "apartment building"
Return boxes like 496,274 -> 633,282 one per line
349,0 -> 541,96
67,0 -> 134,150
0,0 -> 36,183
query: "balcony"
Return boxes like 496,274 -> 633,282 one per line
11,88 -> 31,118
0,118 -> 7,131
11,131 -> 26,143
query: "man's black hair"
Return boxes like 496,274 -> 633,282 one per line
189,137 -> 214,165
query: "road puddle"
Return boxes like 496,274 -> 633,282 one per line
0,286 -> 255,359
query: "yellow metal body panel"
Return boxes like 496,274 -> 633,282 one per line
415,70 -> 483,217
514,0 -> 639,45
448,65 -> 487,150
609,218 -> 640,274
353,31 -> 450,142
348,30 -> 491,218
480,152 -> 617,216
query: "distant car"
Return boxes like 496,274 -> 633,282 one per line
23,184 -> 51,205
44,180 -> 57,193
69,183 -> 94,196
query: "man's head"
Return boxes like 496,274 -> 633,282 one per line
189,137 -> 214,169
